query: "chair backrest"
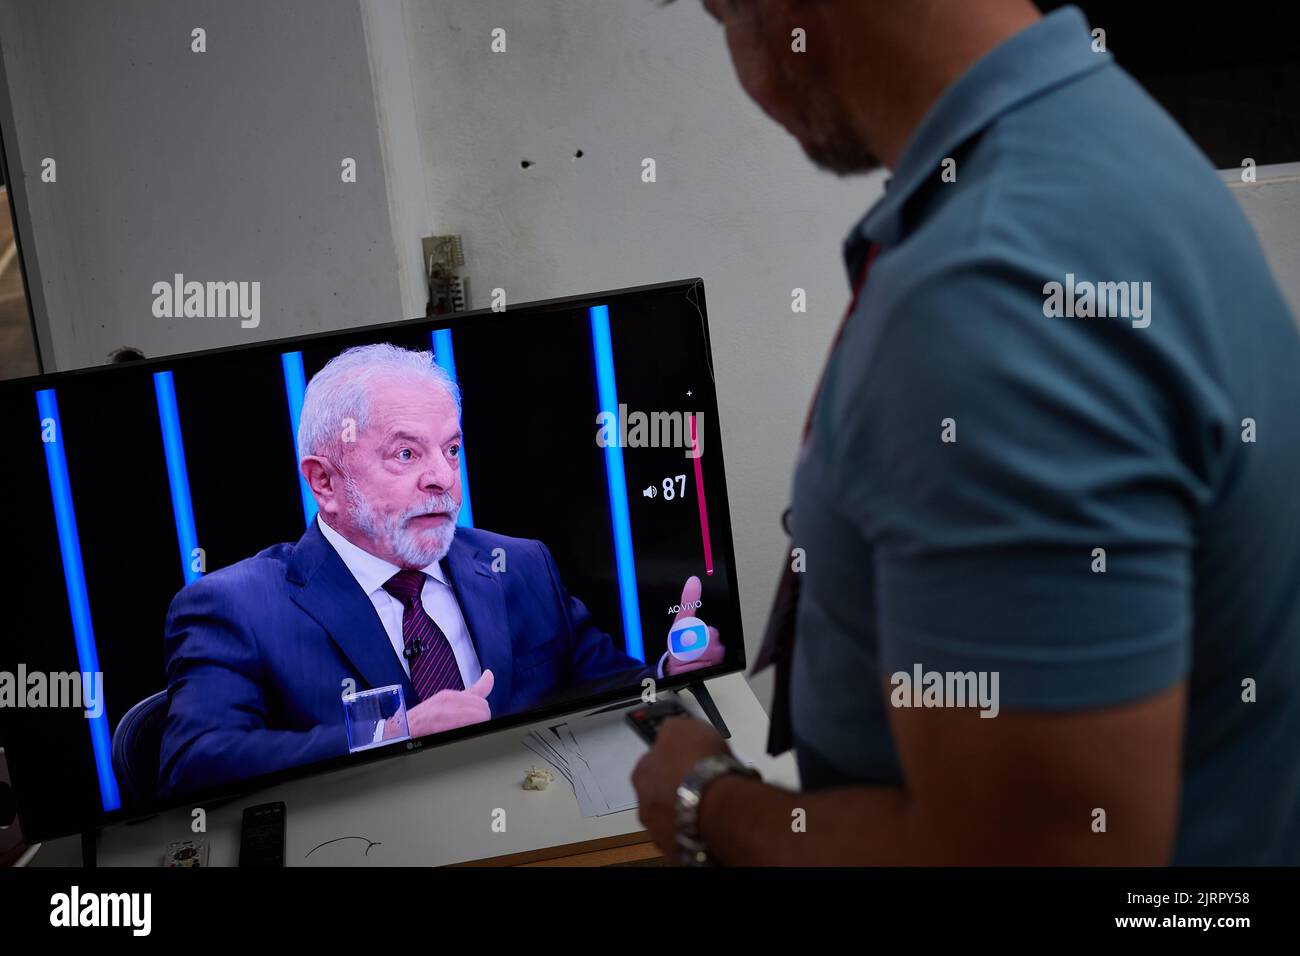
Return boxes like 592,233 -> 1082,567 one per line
110,690 -> 169,806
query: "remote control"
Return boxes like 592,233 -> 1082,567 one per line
626,700 -> 689,745
238,801 -> 286,867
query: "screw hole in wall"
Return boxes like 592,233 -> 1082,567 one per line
109,346 -> 146,364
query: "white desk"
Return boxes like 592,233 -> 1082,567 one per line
32,674 -> 794,866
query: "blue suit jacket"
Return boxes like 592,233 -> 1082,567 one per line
158,523 -> 649,798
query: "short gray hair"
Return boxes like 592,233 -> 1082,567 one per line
297,343 -> 461,464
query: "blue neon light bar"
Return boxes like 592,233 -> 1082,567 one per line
281,351 -> 318,525
589,305 -> 645,661
35,389 -> 121,812
152,372 -> 202,585
431,328 -> 474,528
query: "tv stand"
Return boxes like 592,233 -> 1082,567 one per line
588,679 -> 732,739
680,680 -> 731,740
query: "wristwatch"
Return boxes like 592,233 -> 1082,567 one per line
675,754 -> 761,866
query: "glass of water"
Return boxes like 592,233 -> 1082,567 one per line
342,683 -> 409,753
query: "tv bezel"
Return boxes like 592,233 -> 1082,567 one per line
0,276 -> 748,843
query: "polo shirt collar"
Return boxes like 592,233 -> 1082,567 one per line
846,4 -> 1108,265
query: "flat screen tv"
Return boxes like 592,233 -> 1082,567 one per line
0,278 -> 744,842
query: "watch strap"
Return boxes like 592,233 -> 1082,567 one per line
674,754 -> 760,866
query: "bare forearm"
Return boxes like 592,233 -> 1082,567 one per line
672,686 -> 1187,866
697,776 -> 1175,866
698,776 -> 920,866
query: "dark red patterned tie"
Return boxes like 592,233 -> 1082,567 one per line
382,569 -> 464,701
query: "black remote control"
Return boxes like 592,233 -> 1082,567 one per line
238,801 -> 286,867
626,700 -> 689,745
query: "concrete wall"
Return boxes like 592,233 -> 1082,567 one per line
0,0 -> 401,370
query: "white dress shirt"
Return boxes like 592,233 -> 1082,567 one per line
316,516 -> 483,688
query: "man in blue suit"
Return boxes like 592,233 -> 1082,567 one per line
159,343 -> 722,799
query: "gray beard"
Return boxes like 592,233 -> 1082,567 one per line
796,96 -> 882,175
803,132 -> 883,176
343,475 -> 459,568
776,53 -> 881,175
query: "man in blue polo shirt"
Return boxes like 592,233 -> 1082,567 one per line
633,1 -> 1300,865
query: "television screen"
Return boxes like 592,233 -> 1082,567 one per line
0,278 -> 743,841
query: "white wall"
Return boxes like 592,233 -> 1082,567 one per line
0,0 -> 402,370
1225,163 -> 1300,321
398,0 -> 882,707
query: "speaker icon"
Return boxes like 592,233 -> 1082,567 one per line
643,485 -> 657,498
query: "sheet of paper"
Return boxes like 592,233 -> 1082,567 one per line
566,712 -> 645,813
521,707 -> 651,817
530,726 -> 572,773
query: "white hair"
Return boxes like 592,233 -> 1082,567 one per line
297,343 -> 461,464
